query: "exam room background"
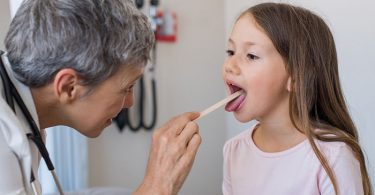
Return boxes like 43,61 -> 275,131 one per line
0,0 -> 374,194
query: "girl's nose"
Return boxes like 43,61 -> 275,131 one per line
224,58 -> 241,75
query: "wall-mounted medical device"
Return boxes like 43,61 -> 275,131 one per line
115,0 -> 178,132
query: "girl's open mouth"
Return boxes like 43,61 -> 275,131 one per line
225,83 -> 246,112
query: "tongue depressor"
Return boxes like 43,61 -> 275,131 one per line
195,90 -> 243,121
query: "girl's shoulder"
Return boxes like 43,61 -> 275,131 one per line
223,124 -> 257,155
313,128 -> 355,158
227,128 -> 253,143
314,138 -> 356,162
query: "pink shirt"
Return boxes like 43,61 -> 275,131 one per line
223,125 -> 363,195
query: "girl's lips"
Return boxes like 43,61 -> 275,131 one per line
228,83 -> 242,94
225,82 -> 247,112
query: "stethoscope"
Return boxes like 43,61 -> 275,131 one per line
114,48 -> 158,132
114,0 -> 158,132
0,51 -> 64,195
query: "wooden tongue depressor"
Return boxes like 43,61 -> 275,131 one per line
194,90 -> 243,121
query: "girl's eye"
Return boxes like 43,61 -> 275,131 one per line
247,53 -> 259,60
226,49 -> 234,56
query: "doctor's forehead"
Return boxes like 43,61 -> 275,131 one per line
119,66 -> 145,86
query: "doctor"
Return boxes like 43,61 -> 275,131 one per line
0,0 -> 201,194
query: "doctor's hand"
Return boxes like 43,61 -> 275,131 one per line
134,112 -> 201,195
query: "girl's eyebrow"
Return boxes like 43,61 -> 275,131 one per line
228,38 -> 257,46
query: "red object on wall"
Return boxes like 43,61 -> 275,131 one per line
155,10 -> 177,42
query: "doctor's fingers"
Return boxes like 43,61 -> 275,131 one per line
163,112 -> 200,135
177,121 -> 200,147
171,133 -> 201,189
150,123 -> 199,165
168,122 -> 199,162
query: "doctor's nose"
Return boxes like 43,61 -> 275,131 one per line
122,94 -> 134,109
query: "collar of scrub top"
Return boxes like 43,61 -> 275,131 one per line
0,51 -> 64,195
0,52 -> 41,130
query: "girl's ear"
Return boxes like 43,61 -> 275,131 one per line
287,76 -> 292,92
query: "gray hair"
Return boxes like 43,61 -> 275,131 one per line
4,0 -> 154,87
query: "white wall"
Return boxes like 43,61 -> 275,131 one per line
88,0 -> 226,195
0,0 -> 23,50
225,0 -> 375,188
0,0 -> 11,50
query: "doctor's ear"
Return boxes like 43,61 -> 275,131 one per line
53,69 -> 84,103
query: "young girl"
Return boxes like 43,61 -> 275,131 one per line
222,3 -> 372,195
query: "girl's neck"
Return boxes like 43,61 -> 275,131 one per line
252,119 -> 306,153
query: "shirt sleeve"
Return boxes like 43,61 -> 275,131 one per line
0,126 -> 28,195
319,143 -> 364,195
222,141 -> 233,195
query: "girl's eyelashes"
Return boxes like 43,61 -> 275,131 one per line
247,53 -> 259,60
226,49 -> 259,61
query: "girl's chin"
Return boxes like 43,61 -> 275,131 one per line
233,112 -> 253,123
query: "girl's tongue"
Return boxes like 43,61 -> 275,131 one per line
225,93 -> 246,112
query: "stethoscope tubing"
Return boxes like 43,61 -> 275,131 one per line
115,41 -> 158,132
123,75 -> 157,131
0,52 -> 64,195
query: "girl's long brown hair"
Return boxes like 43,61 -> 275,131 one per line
240,3 -> 372,195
